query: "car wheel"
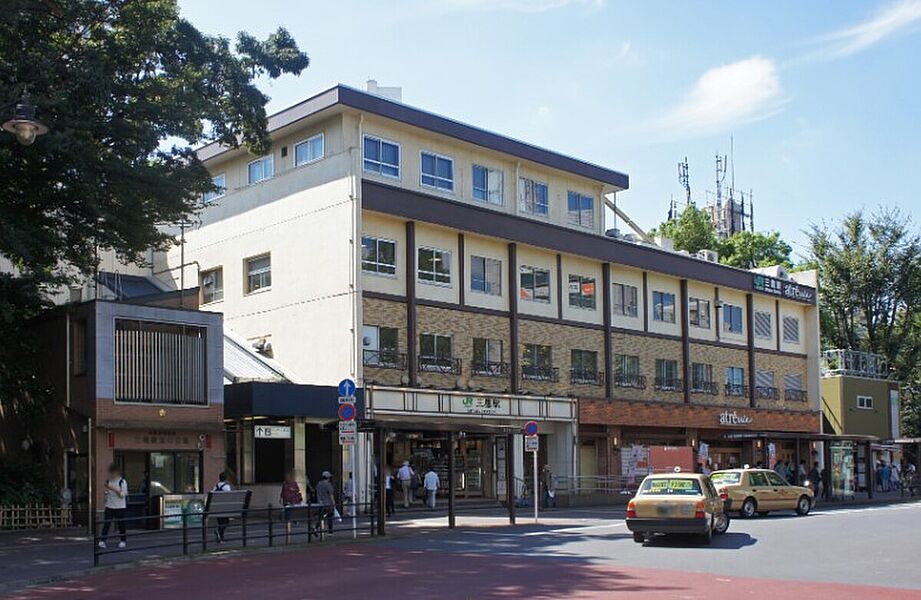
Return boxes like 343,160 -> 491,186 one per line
633,532 -> 646,544
714,513 -> 730,534
796,495 -> 811,516
740,497 -> 757,518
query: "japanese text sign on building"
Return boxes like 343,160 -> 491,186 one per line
752,274 -> 815,304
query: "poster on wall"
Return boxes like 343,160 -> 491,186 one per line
768,443 -> 777,469
161,494 -> 205,529
620,444 -> 650,484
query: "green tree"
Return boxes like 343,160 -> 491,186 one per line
717,230 -> 793,269
652,204 -> 718,254
0,0 -> 308,409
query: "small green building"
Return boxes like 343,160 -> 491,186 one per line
821,350 -> 900,440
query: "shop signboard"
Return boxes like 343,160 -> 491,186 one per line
161,494 -> 205,529
254,425 -> 291,439
461,396 -> 503,415
752,274 -> 815,304
718,410 -> 753,426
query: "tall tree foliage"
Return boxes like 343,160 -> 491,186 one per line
652,204 -> 718,254
717,231 -> 793,269
0,0 -> 308,411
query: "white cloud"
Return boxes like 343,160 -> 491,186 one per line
811,0 -> 921,59
617,41 -> 632,60
653,56 -> 785,140
439,0 -> 604,13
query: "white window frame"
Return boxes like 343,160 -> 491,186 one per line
723,304 -> 744,334
470,255 -> 502,296
566,191 -> 594,228
363,135 -> 401,178
200,267 -> 224,304
568,274 -> 596,310
857,395 -> 874,410
652,291 -> 676,323
782,315 -> 800,344
688,297 -> 711,329
519,265 -> 551,304
361,236 -> 397,277
419,333 -> 454,372
294,133 -> 325,167
612,283 -> 638,317
203,173 -> 226,203
420,150 -> 454,192
417,247 -> 452,286
247,155 -> 274,185
245,254 -> 271,294
472,164 -> 503,205
518,177 -> 549,217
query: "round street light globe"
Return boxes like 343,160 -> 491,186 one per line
2,93 -> 49,146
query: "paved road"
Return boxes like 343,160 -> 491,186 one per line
6,502 -> 921,599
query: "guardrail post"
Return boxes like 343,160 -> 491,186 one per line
93,518 -> 100,567
307,504 -> 313,544
267,504 -> 274,547
201,512 -> 208,553
181,512 -> 189,556
241,510 -> 248,547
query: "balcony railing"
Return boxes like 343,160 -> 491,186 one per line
755,385 -> 780,400
725,383 -> 749,397
784,388 -> 808,402
470,361 -> 510,377
690,381 -> 719,395
613,374 -> 647,390
522,365 -> 560,382
570,369 -> 604,386
654,377 -> 682,392
362,350 -> 406,370
419,356 -> 462,375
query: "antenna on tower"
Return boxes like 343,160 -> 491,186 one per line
715,153 -> 728,236
678,157 -> 691,206
749,189 -> 754,231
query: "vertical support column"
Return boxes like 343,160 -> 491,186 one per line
506,433 -> 516,525
556,254 -> 563,320
602,264 -> 613,400
746,294 -> 756,408
406,222 -> 418,386
714,287 -> 721,342
865,441 -> 874,499
680,279 -> 690,404
294,418 -> 306,495
447,431 -> 456,528
823,441 -> 832,501
642,272 -> 649,332
775,299 -> 781,351
508,243 -> 520,394
795,440 -> 802,485
376,428 -> 387,536
458,233 -> 466,307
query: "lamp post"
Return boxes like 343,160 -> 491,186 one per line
2,91 -> 49,146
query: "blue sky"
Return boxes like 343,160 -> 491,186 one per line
179,0 -> 921,258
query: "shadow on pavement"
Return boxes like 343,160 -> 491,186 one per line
641,531 -> 757,550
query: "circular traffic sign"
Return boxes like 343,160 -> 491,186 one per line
524,420 -> 539,436
338,403 -> 356,421
338,378 -> 357,397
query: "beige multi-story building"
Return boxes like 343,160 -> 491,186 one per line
148,84 -> 820,501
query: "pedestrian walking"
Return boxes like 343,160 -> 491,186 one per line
397,461 -> 415,508
807,463 -> 821,499
98,464 -> 128,549
410,463 -> 421,501
541,464 -> 556,509
280,468 -> 303,506
774,459 -> 787,481
343,472 -> 356,517
798,460 -> 807,486
423,467 -> 439,510
881,462 -> 892,492
385,467 -> 395,516
891,462 -> 901,494
212,471 -> 232,543
315,470 -> 336,533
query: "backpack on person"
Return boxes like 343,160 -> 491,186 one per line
214,481 -> 230,492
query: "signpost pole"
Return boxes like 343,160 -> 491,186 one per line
447,431 -> 456,529
533,444 -> 538,524
506,433 -> 516,525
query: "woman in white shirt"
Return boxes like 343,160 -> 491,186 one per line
98,463 -> 128,549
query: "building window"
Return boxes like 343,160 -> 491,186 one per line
361,236 -> 397,276
754,311 -> 773,339
571,349 -> 600,385
294,133 -> 324,166
247,155 -> 274,185
471,255 -> 502,296
472,338 -> 505,376
723,304 -> 743,334
688,297 -> 711,329
568,275 -> 596,310
655,358 -> 680,390
419,333 -> 455,372
612,283 -> 638,317
202,173 -> 226,203
755,370 -> 778,399
518,177 -> 549,217
245,254 -> 271,293
472,164 -> 503,205
420,151 -> 454,191
857,395 -> 873,410
725,366 -> 746,396
519,266 -> 551,303
362,325 -> 402,369
363,135 -> 400,178
566,191 -> 594,228
652,291 -> 676,323
201,268 -> 224,304
72,320 -> 87,376
417,247 -> 452,285
782,316 -> 800,344
614,354 -> 643,388
522,343 -> 555,381
691,363 -> 715,393
784,373 -> 806,401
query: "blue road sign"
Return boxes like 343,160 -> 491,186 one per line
338,403 -> 356,421
524,421 -> 539,436
338,378 -> 356,398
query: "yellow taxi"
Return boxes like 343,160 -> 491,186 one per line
710,468 -> 814,518
625,470 -> 729,545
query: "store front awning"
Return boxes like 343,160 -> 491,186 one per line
224,381 -> 362,420
722,431 -> 879,443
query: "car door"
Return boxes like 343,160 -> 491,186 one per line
765,471 -> 797,509
747,472 -> 777,510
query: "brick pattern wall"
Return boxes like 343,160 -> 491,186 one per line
518,319 -> 606,397
688,343 -> 750,407
362,297 -> 409,386
610,331 -> 684,404
754,352 -> 809,410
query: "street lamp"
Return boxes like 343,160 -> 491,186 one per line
2,91 -> 49,146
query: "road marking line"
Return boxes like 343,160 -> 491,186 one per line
523,523 -> 626,536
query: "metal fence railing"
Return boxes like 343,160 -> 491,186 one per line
552,475 -> 639,496
93,502 -> 377,567
1,505 -> 73,529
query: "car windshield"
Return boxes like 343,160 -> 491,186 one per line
640,478 -> 702,496
710,472 -> 742,485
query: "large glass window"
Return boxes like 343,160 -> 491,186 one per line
519,266 -> 551,303
725,366 -> 746,396
420,333 -> 453,372
471,255 -> 502,295
688,297 -> 711,328
362,325 -> 400,368
245,254 -> 271,293
472,338 -> 504,376
612,283 -> 638,317
723,304 -> 743,334
202,173 -> 225,203
522,343 -> 554,380
361,236 -> 397,276
568,275 -> 596,310
472,164 -> 503,205
571,349 -> 599,384
418,247 -> 451,285
691,363 -> 714,392
294,133 -> 324,166
614,354 -> 641,386
518,177 -> 549,217
201,267 -> 223,304
652,291 -> 676,323
655,358 -> 679,389
567,191 -> 594,228
247,155 -> 274,184
363,135 -> 400,177
420,151 -> 454,191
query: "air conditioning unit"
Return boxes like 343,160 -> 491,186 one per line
622,233 -> 638,243
697,249 -> 719,263
604,228 -> 622,239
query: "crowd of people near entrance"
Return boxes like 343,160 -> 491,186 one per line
875,460 -> 918,495
382,461 -> 440,514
